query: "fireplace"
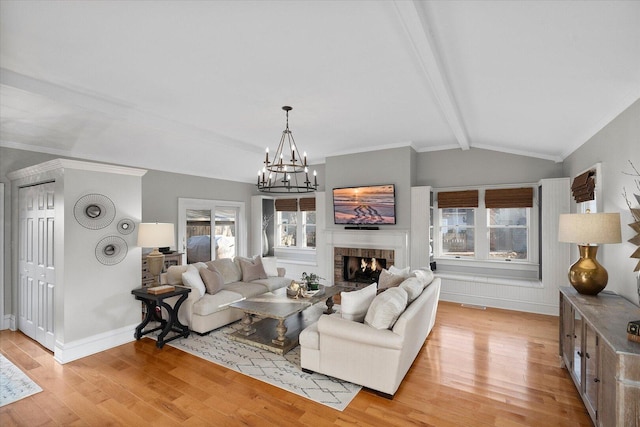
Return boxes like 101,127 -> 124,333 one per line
334,247 -> 394,289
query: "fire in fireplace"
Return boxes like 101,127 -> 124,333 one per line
343,256 -> 386,284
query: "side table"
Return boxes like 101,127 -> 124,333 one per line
131,286 -> 191,348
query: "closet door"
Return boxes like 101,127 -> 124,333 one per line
18,182 -> 55,351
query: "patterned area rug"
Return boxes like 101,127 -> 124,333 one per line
164,309 -> 361,411
0,354 -> 43,407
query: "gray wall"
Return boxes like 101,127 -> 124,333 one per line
415,147 -> 565,188
563,98 -> 640,304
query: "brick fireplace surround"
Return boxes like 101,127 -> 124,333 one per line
334,247 -> 395,289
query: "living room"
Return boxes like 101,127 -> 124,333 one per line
1,1 -> 639,425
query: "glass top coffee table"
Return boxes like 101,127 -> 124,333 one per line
228,285 -> 345,355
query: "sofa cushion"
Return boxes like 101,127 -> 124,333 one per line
237,256 -> 268,282
206,258 -> 242,284
261,256 -> 279,277
364,287 -> 408,330
192,290 -> 245,316
223,281 -> 270,299
251,276 -> 291,292
389,265 -> 410,278
200,265 -> 224,295
378,268 -> 405,291
399,277 -> 423,303
412,268 -> 435,288
182,264 -> 206,299
341,283 -> 377,322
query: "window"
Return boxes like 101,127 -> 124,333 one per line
435,186 -> 535,263
275,197 -> 316,249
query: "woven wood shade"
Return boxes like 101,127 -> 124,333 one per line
571,170 -> 596,203
275,198 -> 298,211
299,197 -> 316,211
485,187 -> 534,208
437,190 -> 479,208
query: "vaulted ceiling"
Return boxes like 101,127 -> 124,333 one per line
1,1 -> 639,184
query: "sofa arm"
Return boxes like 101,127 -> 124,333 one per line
317,315 -> 403,350
277,267 -> 286,277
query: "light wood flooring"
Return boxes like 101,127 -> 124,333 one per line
0,301 -> 593,426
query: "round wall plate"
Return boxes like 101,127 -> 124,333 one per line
74,194 -> 116,230
117,218 -> 135,235
95,236 -> 128,265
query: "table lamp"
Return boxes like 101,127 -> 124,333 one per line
558,212 -> 621,295
138,222 -> 175,287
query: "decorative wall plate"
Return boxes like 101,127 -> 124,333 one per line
74,194 -> 116,230
95,236 -> 128,265
117,218 -> 135,235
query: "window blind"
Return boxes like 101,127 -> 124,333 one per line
571,170 -> 596,203
275,198 -> 298,211
299,197 -> 316,211
437,190 -> 479,208
485,187 -> 534,208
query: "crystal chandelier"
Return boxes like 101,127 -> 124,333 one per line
257,106 -> 318,193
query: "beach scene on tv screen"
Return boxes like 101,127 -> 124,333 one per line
333,185 -> 395,224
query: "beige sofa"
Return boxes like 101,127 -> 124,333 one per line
299,276 -> 441,398
164,257 -> 291,335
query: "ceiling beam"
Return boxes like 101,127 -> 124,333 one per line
392,0 -> 470,151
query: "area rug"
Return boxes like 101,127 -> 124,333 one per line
163,312 -> 361,411
0,354 -> 43,407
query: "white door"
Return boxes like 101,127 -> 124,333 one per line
18,182 -> 55,351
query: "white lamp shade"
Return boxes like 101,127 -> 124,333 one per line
558,213 -> 622,244
137,222 -> 175,248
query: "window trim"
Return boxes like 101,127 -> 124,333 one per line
433,184 -> 539,270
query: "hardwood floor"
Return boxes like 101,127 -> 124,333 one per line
0,301 -> 593,426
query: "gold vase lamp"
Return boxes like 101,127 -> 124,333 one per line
558,213 -> 621,295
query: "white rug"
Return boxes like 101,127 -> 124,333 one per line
0,354 -> 43,407
163,316 -> 361,411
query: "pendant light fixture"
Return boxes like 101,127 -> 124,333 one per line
257,106 -> 318,193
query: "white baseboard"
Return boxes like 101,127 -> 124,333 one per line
440,291 -> 558,316
54,323 -> 138,364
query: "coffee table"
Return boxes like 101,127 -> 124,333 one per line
228,285 -> 345,355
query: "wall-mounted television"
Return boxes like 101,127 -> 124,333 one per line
333,184 -> 396,225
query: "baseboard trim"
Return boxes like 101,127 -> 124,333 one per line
440,292 -> 558,316
54,323 -> 138,364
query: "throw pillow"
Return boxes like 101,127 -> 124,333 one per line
364,287 -> 408,330
378,268 -> 405,291
200,265 -> 224,295
181,264 -> 206,299
399,277 -> 423,303
206,258 -> 242,284
388,265 -> 410,278
238,256 -> 268,282
261,256 -> 279,277
341,283 -> 377,322
412,268 -> 435,288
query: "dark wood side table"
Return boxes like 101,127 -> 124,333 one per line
131,286 -> 191,348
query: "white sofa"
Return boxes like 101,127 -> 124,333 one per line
164,257 -> 291,335
299,276 -> 441,398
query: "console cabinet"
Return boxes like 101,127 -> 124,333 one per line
559,286 -> 640,427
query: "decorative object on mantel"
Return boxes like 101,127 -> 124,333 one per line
558,212 -> 622,295
622,160 -> 640,302
137,222 -> 175,287
257,106 -> 319,193
301,272 -> 324,291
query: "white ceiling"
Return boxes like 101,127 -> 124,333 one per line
1,1 -> 639,184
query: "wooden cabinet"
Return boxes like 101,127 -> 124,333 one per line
559,286 -> 640,427
142,252 -> 183,287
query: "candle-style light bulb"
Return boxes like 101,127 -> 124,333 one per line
265,147 -> 269,163
313,170 -> 318,187
303,151 -> 307,166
